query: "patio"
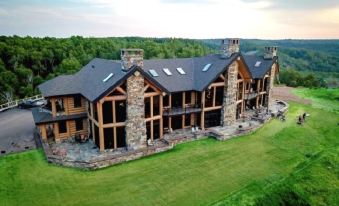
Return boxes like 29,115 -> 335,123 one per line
40,100 -> 288,169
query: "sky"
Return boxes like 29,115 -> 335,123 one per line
0,0 -> 339,39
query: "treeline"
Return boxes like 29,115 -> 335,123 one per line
0,36 -> 213,104
278,68 -> 327,88
204,39 -> 339,73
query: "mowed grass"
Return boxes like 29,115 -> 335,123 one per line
1,99 -> 338,205
293,88 -> 339,113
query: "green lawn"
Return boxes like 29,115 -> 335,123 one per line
293,88 -> 339,113
1,91 -> 338,206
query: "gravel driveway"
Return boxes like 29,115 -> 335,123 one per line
0,108 -> 36,156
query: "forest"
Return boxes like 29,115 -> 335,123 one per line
0,36 -> 338,104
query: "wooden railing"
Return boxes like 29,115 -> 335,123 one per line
163,104 -> 202,116
0,94 -> 44,112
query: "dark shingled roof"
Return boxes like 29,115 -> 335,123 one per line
142,54 -> 239,92
39,58 -> 168,102
31,108 -> 87,124
38,52 -> 277,102
242,54 -> 278,79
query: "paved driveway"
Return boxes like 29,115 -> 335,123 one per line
0,108 -> 36,155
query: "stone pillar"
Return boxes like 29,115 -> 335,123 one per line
125,71 -> 147,150
121,49 -> 144,71
220,38 -> 240,59
221,62 -> 238,126
265,64 -> 276,111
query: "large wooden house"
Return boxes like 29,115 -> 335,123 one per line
32,39 -> 279,152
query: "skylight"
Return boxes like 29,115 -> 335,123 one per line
254,61 -> 261,67
163,68 -> 172,76
149,69 -> 159,77
202,63 -> 212,72
103,73 -> 114,82
176,67 -> 186,75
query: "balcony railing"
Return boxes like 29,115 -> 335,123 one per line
163,104 -> 202,116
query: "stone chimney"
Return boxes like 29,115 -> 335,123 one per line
220,38 -> 240,59
264,46 -> 278,60
121,49 -> 144,70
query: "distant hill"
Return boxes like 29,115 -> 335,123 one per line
0,36 -> 338,103
202,39 -> 339,74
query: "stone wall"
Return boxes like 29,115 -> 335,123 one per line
121,49 -> 144,70
220,39 -> 240,58
266,64 -> 276,110
125,71 -> 147,150
221,62 -> 238,126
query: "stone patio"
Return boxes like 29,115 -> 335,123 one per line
40,100 -> 288,170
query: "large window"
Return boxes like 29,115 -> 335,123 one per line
145,97 -> 151,118
205,87 -> 214,108
115,101 -> 126,122
153,96 -> 160,116
104,128 -> 114,149
185,92 -> 191,105
215,87 -> 224,106
73,95 -> 82,108
171,93 -> 182,108
94,125 -> 99,148
153,120 -> 160,140
59,121 -> 67,133
93,103 -> 98,121
103,101 -> 113,124
116,126 -> 126,148
56,98 -> 64,112
75,119 -> 83,131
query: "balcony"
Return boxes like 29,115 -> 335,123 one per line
163,104 -> 202,116
244,92 -> 258,100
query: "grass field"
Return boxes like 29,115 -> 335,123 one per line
0,89 -> 338,206
293,88 -> 339,113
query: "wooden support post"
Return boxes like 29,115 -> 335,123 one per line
160,95 -> 163,138
168,95 -> 172,130
51,98 -> 56,117
97,102 -> 105,151
201,91 -> 205,130
190,92 -> 195,126
151,120 -> 154,141
91,120 -> 95,143
150,96 -> 154,141
112,100 -> 117,149
213,86 -> 216,107
182,92 -> 185,129
53,122 -> 59,141
113,127 -> 117,149
40,125 -> 47,141
64,97 -> 69,115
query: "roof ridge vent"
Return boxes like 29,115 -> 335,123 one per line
103,73 -> 114,82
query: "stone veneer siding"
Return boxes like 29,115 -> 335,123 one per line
221,62 -> 238,126
265,64 -> 276,110
125,71 -> 147,150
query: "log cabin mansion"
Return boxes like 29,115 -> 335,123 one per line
32,39 -> 280,168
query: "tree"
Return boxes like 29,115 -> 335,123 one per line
58,57 -> 81,74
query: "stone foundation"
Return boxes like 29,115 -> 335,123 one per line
42,139 -> 172,170
39,101 -> 288,170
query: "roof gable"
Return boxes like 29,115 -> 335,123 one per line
242,54 -> 278,79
